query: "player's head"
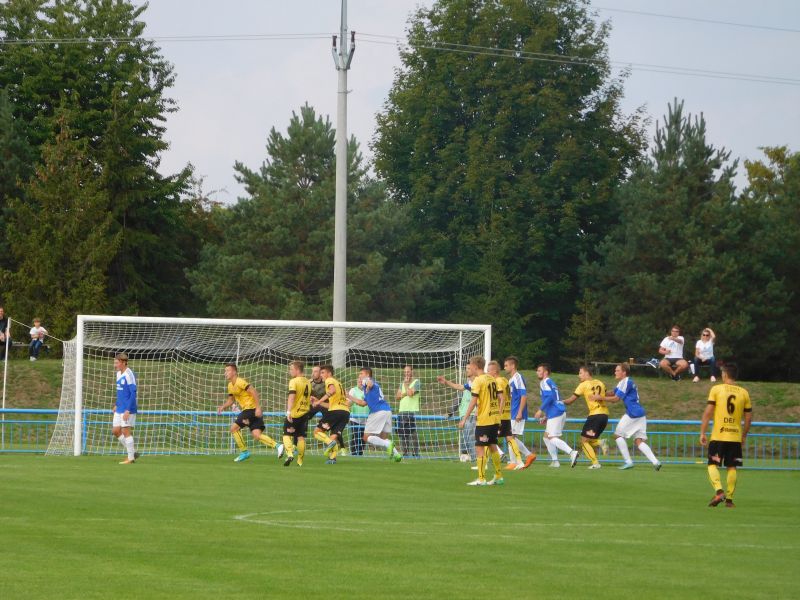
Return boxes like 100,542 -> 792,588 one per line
578,365 -> 593,381
467,356 -> 485,376
615,362 -> 630,379
536,363 -> 551,380
721,362 -> 738,382
224,362 -> 238,380
289,360 -> 304,377
359,367 -> 373,385
403,364 -> 414,379
320,364 -> 334,378
487,360 -> 501,376
670,324 -> 682,336
114,352 -> 128,370
311,365 -> 321,380
503,356 -> 518,373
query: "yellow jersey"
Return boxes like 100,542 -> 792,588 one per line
471,373 -> 500,426
495,375 -> 511,420
288,376 -> 312,418
708,383 -> 752,443
228,376 -> 257,411
325,376 -> 349,412
574,379 -> 609,416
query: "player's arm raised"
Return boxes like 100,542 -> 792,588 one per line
436,375 -> 465,391
347,391 -> 367,407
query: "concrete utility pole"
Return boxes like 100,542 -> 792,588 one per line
332,0 -> 355,326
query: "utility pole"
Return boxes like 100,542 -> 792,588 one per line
331,0 -> 354,365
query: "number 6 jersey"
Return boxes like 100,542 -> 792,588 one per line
708,383 -> 752,442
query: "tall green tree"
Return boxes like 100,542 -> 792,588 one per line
1,114 -> 119,338
0,0 -> 198,316
373,0 -> 643,364
188,105 -> 441,321
586,101 -> 791,378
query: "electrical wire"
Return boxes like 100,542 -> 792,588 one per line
0,32 -> 331,45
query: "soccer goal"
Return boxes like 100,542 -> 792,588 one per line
46,316 -> 491,459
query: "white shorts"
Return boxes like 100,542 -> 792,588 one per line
615,414 -> 647,440
113,412 -> 136,428
364,410 -> 392,435
511,419 -> 526,436
544,413 -> 567,438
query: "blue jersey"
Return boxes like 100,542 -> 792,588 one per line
508,372 -> 528,420
115,368 -> 138,414
362,380 -> 391,413
614,377 -> 646,418
540,377 -> 566,418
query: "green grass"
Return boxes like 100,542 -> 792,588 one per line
1,455 -> 798,599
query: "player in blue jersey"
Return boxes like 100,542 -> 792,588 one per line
348,368 -> 403,462
596,363 -> 661,470
534,363 -> 578,468
503,356 -> 536,469
112,353 -> 139,464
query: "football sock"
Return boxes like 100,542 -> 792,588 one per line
707,465 -> 722,492
477,455 -> 487,480
282,435 -> 295,455
726,468 -> 738,499
551,437 -> 573,454
581,441 -> 598,464
257,433 -> 277,448
297,438 -> 306,464
329,437 -> 338,459
117,434 -> 126,450
314,431 -> 331,445
508,438 -> 522,464
544,438 -> 558,461
232,430 -> 246,451
367,435 -> 390,449
124,436 -> 135,460
490,448 -> 502,476
615,437 -> 632,463
515,438 -> 532,458
637,442 -> 659,465
590,439 -> 600,447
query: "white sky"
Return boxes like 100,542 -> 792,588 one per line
136,0 -> 800,202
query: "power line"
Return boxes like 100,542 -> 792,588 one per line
0,32 -> 331,45
359,33 -> 800,86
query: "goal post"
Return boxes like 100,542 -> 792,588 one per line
47,316 -> 492,458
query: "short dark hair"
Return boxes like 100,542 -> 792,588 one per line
580,364 -> 594,377
360,367 -> 373,377
225,362 -> 238,372
320,364 -> 334,375
537,363 -> 551,374
618,362 -> 631,375
469,356 -> 485,369
504,356 -> 519,368
671,324 -> 682,334
721,362 -> 738,380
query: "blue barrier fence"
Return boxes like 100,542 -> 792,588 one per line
1,409 -> 798,470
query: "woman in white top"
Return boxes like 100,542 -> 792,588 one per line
692,328 -> 717,382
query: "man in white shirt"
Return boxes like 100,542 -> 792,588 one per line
658,325 -> 689,381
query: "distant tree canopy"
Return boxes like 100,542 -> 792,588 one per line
373,0 -> 644,365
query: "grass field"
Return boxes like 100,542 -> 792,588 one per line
1,455 -> 797,599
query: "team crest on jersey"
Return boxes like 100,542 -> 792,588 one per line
478,434 -> 489,442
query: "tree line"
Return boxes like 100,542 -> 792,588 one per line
1,0 -> 797,380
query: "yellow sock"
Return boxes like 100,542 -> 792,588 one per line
297,438 -> 306,464
282,435 -> 295,455
726,468 -> 738,499
707,465 -> 722,492
477,455 -> 487,480
314,431 -> 331,445
582,441 -> 598,464
490,449 -> 503,477
590,439 -> 600,447
329,445 -> 338,459
508,438 -> 521,464
257,433 -> 277,448
232,430 -> 246,451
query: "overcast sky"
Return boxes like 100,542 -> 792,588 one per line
135,0 -> 799,202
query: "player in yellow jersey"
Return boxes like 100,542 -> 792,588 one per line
487,361 -> 523,471
278,360 -> 312,467
217,363 -> 280,462
312,365 -> 350,464
563,365 -> 609,469
458,355 -> 503,486
700,363 -> 752,508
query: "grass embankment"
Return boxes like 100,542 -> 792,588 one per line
2,359 -> 798,422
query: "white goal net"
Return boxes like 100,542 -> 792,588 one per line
46,316 -> 490,459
